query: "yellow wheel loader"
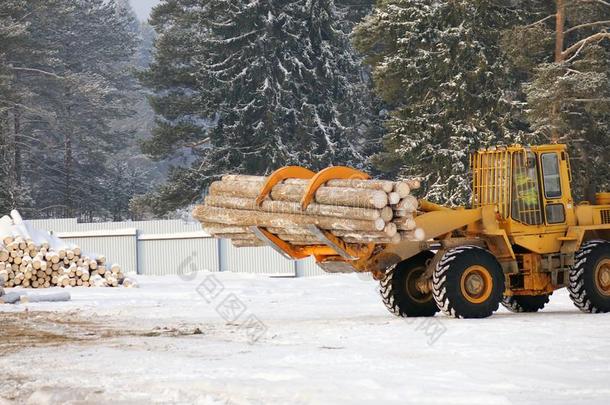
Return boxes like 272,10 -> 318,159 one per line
200,144 -> 610,319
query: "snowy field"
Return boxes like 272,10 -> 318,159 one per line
1,272 -> 610,405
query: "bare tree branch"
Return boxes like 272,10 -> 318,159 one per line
10,67 -> 63,79
577,0 -> 610,7
186,137 -> 210,149
565,40 -> 587,63
524,14 -> 556,28
562,32 -> 610,57
565,20 -> 610,34
570,98 -> 610,102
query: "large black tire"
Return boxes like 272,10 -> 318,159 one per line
568,240 -> 610,313
380,251 -> 439,317
502,294 -> 550,313
432,246 -> 504,319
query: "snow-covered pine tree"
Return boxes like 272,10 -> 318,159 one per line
352,0 -> 531,206
335,0 -> 375,24
502,1 -> 610,200
139,0 -> 205,162
16,0 -> 139,218
0,0 -> 34,213
141,0 -> 381,214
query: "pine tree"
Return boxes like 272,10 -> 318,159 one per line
0,0 -> 33,213
352,0 -> 532,206
14,0 -> 140,218
335,0 -> 375,24
502,0 -> 610,200
0,0 -> 151,220
141,0 -> 381,214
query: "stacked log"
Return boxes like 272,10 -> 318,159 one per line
193,174 -> 424,248
0,236 -> 124,288
0,210 -> 126,289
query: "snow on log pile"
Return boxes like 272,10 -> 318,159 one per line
0,210 -> 127,289
192,174 -> 425,248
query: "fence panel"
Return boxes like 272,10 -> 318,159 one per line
137,233 -> 219,276
220,239 -> 296,276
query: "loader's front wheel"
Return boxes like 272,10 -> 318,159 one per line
568,240 -> 610,313
432,246 -> 504,319
501,294 -> 550,313
380,251 -> 439,317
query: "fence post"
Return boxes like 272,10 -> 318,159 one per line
217,238 -> 226,272
134,228 -> 140,275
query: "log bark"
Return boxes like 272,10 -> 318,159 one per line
331,229 -> 396,239
223,174 -> 396,193
205,195 -> 388,221
267,227 -> 312,235
277,234 -> 321,243
194,205 -> 387,232
232,239 -> 265,247
201,223 -> 253,234
209,180 -> 388,209
213,232 -> 258,239
342,234 -> 401,244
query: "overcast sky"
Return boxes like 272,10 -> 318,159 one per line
130,0 -> 161,21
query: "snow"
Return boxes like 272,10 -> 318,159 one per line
1,272 -> 610,404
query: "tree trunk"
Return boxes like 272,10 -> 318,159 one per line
551,0 -> 566,143
64,130 -> 73,217
13,106 -> 21,186
555,0 -> 565,63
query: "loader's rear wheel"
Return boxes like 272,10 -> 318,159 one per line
380,251 -> 439,317
432,246 -> 504,319
501,294 -> 550,313
568,240 -> 610,313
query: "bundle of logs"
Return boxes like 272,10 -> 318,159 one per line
0,235 -> 124,288
193,174 -> 425,248
0,210 -> 128,289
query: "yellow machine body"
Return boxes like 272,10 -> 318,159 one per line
365,144 -> 610,297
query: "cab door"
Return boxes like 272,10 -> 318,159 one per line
538,151 -> 576,229
509,150 -> 569,253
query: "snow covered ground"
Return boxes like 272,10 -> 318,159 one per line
1,272 -> 610,405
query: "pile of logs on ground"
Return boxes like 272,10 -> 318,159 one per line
0,210 -> 128,289
193,174 -> 425,248
0,236 -> 122,288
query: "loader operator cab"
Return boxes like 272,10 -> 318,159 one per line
471,144 -> 573,232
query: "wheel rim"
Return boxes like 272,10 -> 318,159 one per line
405,267 -> 431,304
594,259 -> 610,297
460,265 -> 493,304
